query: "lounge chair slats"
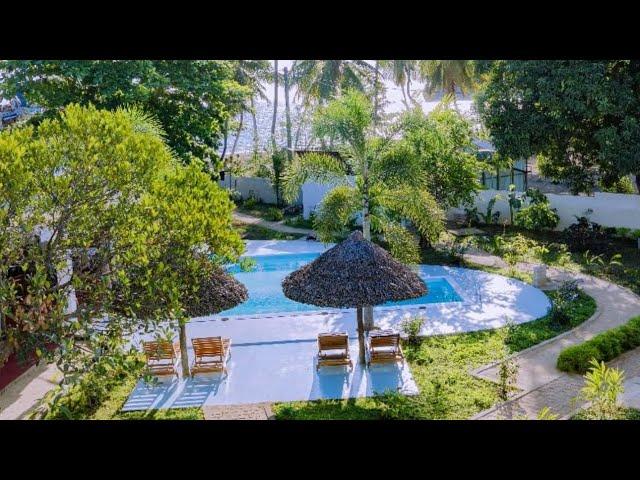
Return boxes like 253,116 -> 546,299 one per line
367,330 -> 404,366
317,332 -> 353,370
191,336 -> 231,376
142,340 -> 180,377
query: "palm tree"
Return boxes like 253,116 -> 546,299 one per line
380,60 -> 419,110
283,90 -> 445,329
291,60 -> 376,106
419,60 -> 476,105
223,61 -> 271,161
271,60 -> 279,151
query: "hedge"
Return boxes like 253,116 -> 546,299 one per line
557,316 -> 640,374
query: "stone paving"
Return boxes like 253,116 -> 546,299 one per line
466,252 -> 640,420
203,403 -> 274,420
0,362 -> 61,420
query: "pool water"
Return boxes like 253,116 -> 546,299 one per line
222,253 -> 462,317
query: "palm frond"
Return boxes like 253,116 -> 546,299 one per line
313,184 -> 360,243
281,152 -> 349,203
380,185 -> 445,243
377,219 -> 422,264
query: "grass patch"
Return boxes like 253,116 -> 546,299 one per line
274,289 -> 596,420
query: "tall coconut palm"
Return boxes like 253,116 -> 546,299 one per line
291,60 -> 376,106
419,60 -> 476,105
282,90 -> 445,329
379,60 -> 419,110
271,60 -> 279,151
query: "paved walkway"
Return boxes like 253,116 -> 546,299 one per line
203,403 -> 274,420
0,362 -> 60,420
465,252 -> 640,419
233,211 -> 314,236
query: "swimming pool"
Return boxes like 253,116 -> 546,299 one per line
223,253 -> 463,316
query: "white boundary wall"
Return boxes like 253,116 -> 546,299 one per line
301,177 -> 356,219
448,189 -> 640,230
218,176 -> 278,204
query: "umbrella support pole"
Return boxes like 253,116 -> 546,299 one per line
356,307 -> 366,365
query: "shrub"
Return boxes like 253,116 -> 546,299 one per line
400,317 -> 425,344
265,207 -> 284,221
550,280 -> 581,326
514,202 -> 560,230
579,359 -> 625,420
228,189 -> 242,205
557,315 -> 640,374
600,176 -> 635,194
514,188 -> 559,231
243,197 -> 259,209
562,215 -> 609,253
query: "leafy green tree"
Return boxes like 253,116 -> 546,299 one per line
1,60 -> 249,171
0,104 -> 244,396
397,106 -> 484,209
292,60 -> 375,105
477,60 -> 640,194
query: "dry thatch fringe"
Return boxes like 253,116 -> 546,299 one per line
282,230 -> 427,308
183,267 -> 248,317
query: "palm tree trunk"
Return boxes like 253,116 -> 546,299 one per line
220,118 -> 229,163
230,110 -> 243,158
250,97 -> 259,158
271,60 -> 279,152
634,173 -> 640,194
406,75 -> 418,107
373,60 -> 380,125
284,67 -> 293,161
179,321 -> 190,378
401,84 -> 410,111
356,306 -> 366,364
362,163 -> 374,330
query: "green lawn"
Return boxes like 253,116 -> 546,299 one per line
274,289 -> 596,420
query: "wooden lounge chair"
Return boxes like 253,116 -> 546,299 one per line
367,330 -> 404,366
142,340 -> 180,377
317,332 -> 353,371
190,336 -> 231,376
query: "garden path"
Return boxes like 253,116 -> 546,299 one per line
233,211 -> 314,235
466,253 -> 640,419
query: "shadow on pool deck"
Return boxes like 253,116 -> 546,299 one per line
122,339 -> 417,411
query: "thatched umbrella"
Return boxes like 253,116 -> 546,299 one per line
282,231 -> 427,363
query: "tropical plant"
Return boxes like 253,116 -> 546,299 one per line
466,194 -> 502,226
291,60 -> 375,105
550,280 -> 581,326
266,207 -> 284,221
513,188 -> 560,231
579,359 -> 625,420
283,90 -> 445,263
496,320 -> 519,403
419,60 -> 476,105
563,215 -> 610,253
379,60 -> 419,110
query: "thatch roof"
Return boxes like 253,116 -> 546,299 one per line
182,267 -> 248,317
282,231 -> 427,308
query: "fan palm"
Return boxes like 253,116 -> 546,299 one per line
292,60 -> 376,106
419,60 -> 476,103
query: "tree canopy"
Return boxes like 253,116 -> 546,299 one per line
477,60 -> 640,194
0,60 -> 250,171
0,104 -> 243,400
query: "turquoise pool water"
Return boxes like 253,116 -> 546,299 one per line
222,253 -> 462,317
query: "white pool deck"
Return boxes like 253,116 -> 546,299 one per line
122,240 -> 551,411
